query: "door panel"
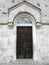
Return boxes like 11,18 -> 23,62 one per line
16,26 -> 33,59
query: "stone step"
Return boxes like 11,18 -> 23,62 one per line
0,61 -> 45,65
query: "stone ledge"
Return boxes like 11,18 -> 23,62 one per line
0,61 -> 45,65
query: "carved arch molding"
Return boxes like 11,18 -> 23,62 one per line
0,0 -> 49,29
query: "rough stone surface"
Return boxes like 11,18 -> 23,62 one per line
0,0 -> 49,64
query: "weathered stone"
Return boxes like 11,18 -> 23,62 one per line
0,0 -> 49,64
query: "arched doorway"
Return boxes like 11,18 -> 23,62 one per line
14,12 -> 36,60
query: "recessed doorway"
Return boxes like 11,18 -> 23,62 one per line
16,26 -> 33,59
14,12 -> 36,61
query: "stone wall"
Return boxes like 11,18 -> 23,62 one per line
0,0 -> 49,63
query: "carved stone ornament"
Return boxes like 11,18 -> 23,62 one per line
35,22 -> 42,29
8,22 -> 14,29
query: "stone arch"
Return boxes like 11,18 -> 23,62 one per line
13,11 -> 37,61
8,1 -> 41,23
13,12 -> 36,25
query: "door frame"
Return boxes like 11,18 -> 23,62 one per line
16,24 -> 37,60
14,12 -> 37,63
